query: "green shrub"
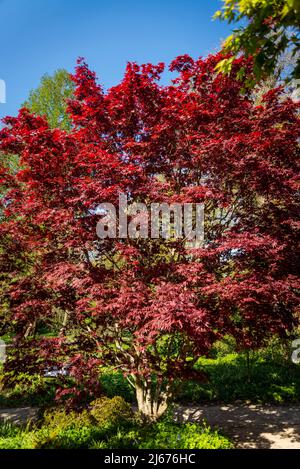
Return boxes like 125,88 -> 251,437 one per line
90,396 -> 133,426
43,407 -> 93,430
32,396 -> 134,448
0,433 -> 35,449
0,370 -> 56,408
0,422 -> 21,438
209,336 -> 237,358
33,425 -> 107,449
0,424 -> 106,449
138,420 -> 233,449
100,371 -> 134,402
0,423 -> 38,449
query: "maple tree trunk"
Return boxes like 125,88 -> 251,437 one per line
59,310 -> 69,336
24,319 -> 37,338
134,378 -> 171,421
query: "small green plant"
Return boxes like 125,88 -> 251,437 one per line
138,420 -> 233,449
0,422 -> 21,438
43,407 -> 94,430
90,396 -> 133,426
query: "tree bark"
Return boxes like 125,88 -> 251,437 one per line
135,378 -> 171,421
59,310 -> 69,336
24,319 -> 37,338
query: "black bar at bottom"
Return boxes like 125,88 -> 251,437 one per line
0,449 -> 299,467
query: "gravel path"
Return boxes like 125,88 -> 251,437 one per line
1,404 -> 300,449
0,407 -> 39,426
174,404 -> 300,449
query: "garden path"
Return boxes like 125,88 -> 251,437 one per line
175,404 -> 300,449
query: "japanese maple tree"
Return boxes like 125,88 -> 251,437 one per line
0,53 -> 299,419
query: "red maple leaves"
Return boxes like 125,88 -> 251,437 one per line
0,52 -> 299,414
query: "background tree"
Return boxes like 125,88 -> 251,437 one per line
252,49 -> 298,103
0,55 -> 299,420
23,69 -> 74,131
215,0 -> 300,82
0,68 -> 74,317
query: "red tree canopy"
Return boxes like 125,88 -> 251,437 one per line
0,53 -> 299,416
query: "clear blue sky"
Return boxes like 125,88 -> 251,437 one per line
0,0 -> 231,120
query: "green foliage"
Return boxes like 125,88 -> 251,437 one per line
90,396 -> 133,426
2,338 -> 298,450
138,419 -> 233,449
178,350 -> 300,404
89,428 -> 142,449
23,69 -> 74,130
43,407 -> 93,430
0,422 -> 21,438
209,335 -> 237,358
0,422 -> 38,449
0,405 -> 233,449
1,339 -> 299,410
0,421 -> 107,449
0,431 -> 36,449
0,369 -> 56,408
99,339 -> 300,406
89,418 -> 233,449
215,0 -> 300,81
100,370 -> 135,402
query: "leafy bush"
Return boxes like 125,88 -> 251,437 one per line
43,407 -> 93,430
0,369 -> 56,408
209,336 -> 237,358
0,433 -> 35,449
100,370 -> 134,402
90,396 -> 133,426
138,420 -> 233,449
0,423 -> 38,449
26,396 -> 133,449
33,425 -> 108,449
